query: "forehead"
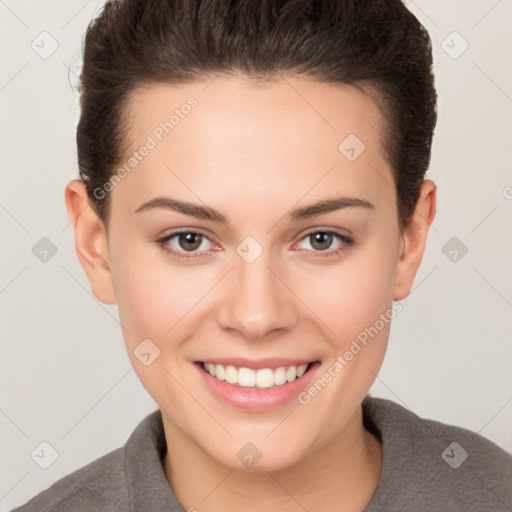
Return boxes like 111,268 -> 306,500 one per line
115,76 -> 394,215
127,75 -> 384,151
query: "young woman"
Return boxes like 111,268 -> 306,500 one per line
12,0 -> 512,511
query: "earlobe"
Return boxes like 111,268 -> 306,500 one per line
64,180 -> 117,305
392,179 -> 437,301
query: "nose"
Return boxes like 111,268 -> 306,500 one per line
216,249 -> 299,342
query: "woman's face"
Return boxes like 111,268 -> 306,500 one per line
84,76 -> 430,471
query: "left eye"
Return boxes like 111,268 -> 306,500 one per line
160,231 -> 214,253
295,230 -> 353,255
299,231 -> 338,251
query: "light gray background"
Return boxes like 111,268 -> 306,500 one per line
1,0 -> 511,510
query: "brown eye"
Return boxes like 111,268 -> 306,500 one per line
294,229 -> 355,260
308,232 -> 334,251
155,229 -> 217,261
177,232 -> 203,251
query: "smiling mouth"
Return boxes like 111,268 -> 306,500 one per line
196,361 -> 318,389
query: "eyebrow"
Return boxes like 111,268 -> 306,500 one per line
134,195 -> 374,224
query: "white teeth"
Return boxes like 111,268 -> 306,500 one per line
225,365 -> 238,384
202,362 -> 310,388
238,367 -> 255,387
286,366 -> 297,382
274,366 -> 287,385
215,364 -> 225,381
256,368 -> 274,388
296,364 -> 307,377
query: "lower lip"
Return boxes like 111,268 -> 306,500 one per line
194,361 -> 321,412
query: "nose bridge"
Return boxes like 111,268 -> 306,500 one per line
217,243 -> 298,341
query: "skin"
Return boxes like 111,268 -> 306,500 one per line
65,75 -> 436,512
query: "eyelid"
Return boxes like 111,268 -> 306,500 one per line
297,225 -> 353,241
291,227 -> 355,254
155,227 -> 218,249
154,226 -> 355,261
155,226 -> 352,246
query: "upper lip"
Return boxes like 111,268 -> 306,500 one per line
197,357 -> 318,371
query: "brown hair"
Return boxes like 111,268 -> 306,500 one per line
77,0 -> 437,230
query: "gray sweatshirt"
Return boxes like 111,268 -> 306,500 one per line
10,396 -> 512,511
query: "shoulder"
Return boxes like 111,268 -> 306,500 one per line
9,409 -> 167,512
363,396 -> 512,511
10,446 -> 129,512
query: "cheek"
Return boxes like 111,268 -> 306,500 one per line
110,220 -> 399,358
301,239 -> 398,346
293,243 -> 398,434
113,257 -> 200,342
110,249 -> 202,400
111,225 -> 399,344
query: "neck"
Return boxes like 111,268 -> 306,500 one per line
162,405 -> 382,512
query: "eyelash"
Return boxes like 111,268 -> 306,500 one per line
154,228 -> 355,262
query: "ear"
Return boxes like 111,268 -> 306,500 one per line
64,180 -> 116,305
393,179 -> 437,300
